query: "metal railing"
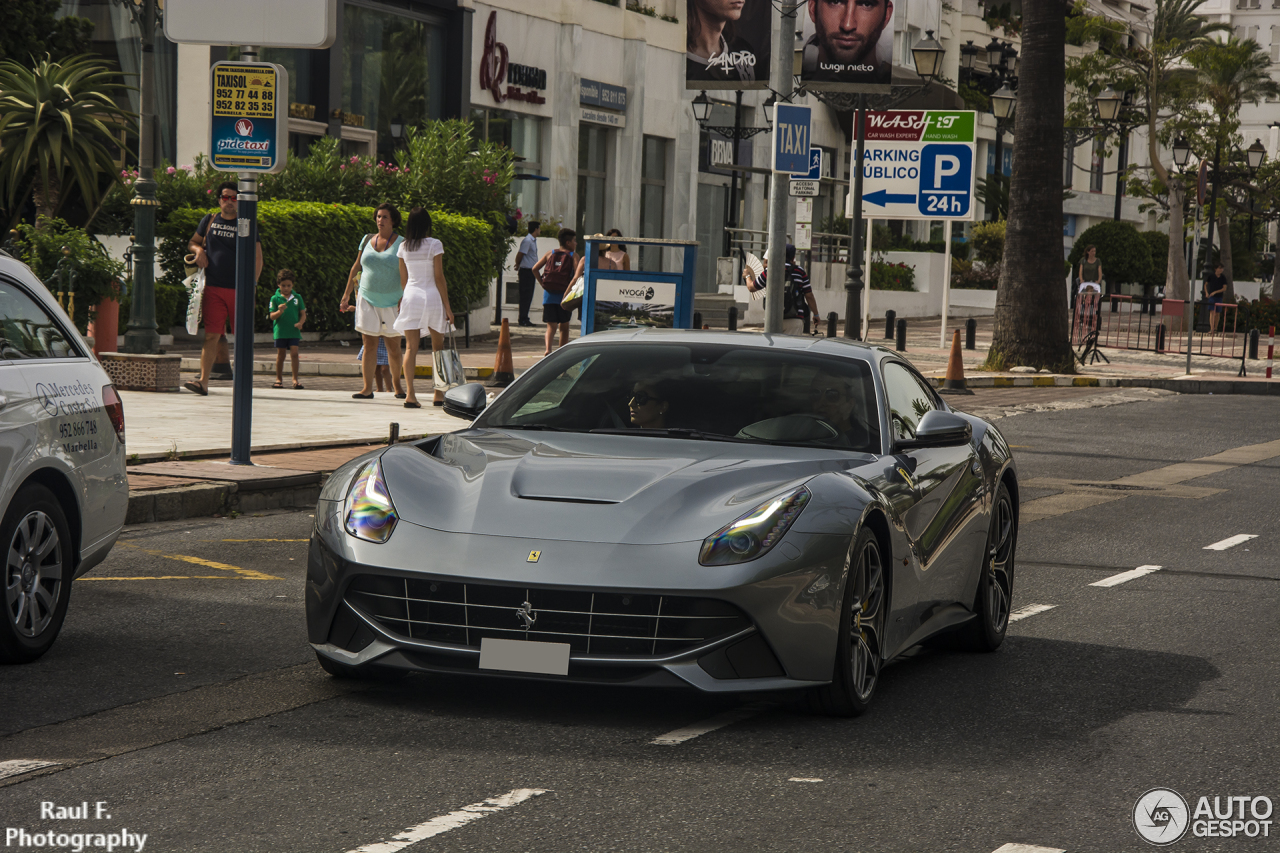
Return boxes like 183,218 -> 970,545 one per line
1071,293 -> 1243,360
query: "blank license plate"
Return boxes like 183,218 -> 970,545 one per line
479,637 -> 570,676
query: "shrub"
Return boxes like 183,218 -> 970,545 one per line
12,217 -> 124,331
1067,220 -> 1152,287
952,259 -> 1001,290
969,220 -> 1006,266
157,202 -> 495,335
1240,299 -> 1280,334
870,261 -> 916,291
1138,230 -> 1168,291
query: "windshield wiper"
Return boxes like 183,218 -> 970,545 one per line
589,427 -> 751,443
499,423 -> 580,432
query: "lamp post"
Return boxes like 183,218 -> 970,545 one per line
960,38 -> 1018,221
690,90 -> 774,257
118,0 -> 161,354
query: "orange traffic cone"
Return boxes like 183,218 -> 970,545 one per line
940,329 -> 973,395
489,318 -> 515,387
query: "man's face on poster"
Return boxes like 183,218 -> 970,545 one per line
809,0 -> 893,66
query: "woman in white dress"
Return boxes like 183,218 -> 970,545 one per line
393,207 -> 454,408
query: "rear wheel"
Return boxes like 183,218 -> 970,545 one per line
810,527 -> 887,716
962,481 -> 1016,652
1,485 -> 73,664
315,651 -> 406,681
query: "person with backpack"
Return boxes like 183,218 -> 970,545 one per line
533,227 -> 577,356
184,181 -> 262,395
744,244 -> 820,335
340,203 -> 405,399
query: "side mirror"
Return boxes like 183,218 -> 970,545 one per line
443,383 -> 488,420
896,409 -> 972,451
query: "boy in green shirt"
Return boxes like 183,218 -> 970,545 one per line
268,269 -> 307,388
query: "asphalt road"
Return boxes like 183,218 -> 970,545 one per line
1,393 -> 1277,853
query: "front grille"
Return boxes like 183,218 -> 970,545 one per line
344,575 -> 750,656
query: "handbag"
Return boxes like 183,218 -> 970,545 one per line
183,268 -> 205,336
560,278 -> 585,312
432,328 -> 466,391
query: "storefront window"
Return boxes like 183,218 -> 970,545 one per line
577,124 -> 609,238
343,2 -> 446,158
259,48 -> 313,113
639,136 -> 668,271
472,108 -> 543,217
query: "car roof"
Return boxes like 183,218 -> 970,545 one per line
570,327 -> 900,363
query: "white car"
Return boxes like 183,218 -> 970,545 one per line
0,252 -> 128,663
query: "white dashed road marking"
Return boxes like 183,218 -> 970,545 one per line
1007,604 -> 1057,623
789,777 -> 823,783
1090,565 -> 1162,588
992,845 -> 1066,853
345,788 -> 547,853
650,703 -> 770,745
0,760 -> 60,780
1204,534 -> 1257,551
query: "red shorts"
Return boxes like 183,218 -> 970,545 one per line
202,286 -> 235,334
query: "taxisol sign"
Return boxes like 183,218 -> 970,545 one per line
847,111 -> 977,221
209,62 -> 288,173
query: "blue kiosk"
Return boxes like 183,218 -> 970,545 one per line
579,236 -> 699,334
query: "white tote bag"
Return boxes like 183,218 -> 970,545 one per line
184,268 -> 205,336
432,330 -> 466,391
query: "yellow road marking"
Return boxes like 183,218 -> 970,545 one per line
116,542 -> 282,580
82,576 -> 229,581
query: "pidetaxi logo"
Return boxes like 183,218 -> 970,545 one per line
1135,788 -> 1190,846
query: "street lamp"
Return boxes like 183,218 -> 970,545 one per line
390,117 -> 403,138
960,40 -> 978,72
1172,137 -> 1192,168
910,30 -> 945,81
986,37 -> 1004,68
1246,138 -> 1266,172
991,85 -> 1016,120
762,94 -> 777,128
691,91 -> 712,124
1094,86 -> 1122,123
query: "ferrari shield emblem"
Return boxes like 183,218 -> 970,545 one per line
527,550 -> 541,563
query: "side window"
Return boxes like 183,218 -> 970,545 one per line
0,279 -> 77,360
882,362 -> 936,441
511,354 -> 599,420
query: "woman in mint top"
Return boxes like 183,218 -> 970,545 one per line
341,203 -> 406,398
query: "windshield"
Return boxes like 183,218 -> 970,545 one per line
476,342 -> 881,453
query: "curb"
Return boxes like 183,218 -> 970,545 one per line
126,476 -> 326,525
928,375 -> 1116,388
1114,378 -> 1280,395
925,374 -> 1280,394
177,358 -> 495,379
125,435 -> 408,464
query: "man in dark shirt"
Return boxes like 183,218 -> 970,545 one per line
745,244 -> 821,334
1203,262 -> 1228,334
186,181 -> 263,395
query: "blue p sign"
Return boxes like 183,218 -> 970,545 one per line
918,144 -> 972,217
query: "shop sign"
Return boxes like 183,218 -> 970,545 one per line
209,61 -> 288,173
579,79 -> 627,111
581,107 -> 626,128
288,102 -> 316,120
479,11 -> 548,105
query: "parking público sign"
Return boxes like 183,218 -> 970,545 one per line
209,62 -> 289,173
845,111 -> 977,221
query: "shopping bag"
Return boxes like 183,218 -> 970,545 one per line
560,279 -> 585,312
433,331 -> 466,391
184,268 -> 205,336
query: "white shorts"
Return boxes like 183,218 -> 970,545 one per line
354,297 -> 401,337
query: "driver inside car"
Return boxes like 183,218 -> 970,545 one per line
628,380 -> 671,429
807,372 -> 865,447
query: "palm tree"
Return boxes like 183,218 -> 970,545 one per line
0,55 -> 134,228
1186,37 -> 1280,298
988,0 -> 1073,371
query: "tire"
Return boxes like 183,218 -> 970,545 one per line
315,650 -> 406,682
809,527 -> 888,717
1,484 -> 74,664
962,481 -> 1016,652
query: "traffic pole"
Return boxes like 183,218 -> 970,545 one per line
230,171 -> 257,465
1267,326 -> 1275,380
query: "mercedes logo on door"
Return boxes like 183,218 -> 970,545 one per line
235,119 -> 254,137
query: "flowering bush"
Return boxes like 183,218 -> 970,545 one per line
870,261 -> 916,291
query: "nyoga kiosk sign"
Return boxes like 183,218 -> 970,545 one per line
209,62 -> 288,173
846,111 -> 977,220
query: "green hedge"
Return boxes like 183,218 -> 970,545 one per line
158,202 -> 494,335
870,261 -> 916,291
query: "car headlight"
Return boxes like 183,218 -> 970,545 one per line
344,458 -> 398,543
699,486 -> 811,566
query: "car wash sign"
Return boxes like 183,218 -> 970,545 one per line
847,111 -> 976,221
209,61 -> 289,173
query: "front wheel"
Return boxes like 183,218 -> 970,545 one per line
962,481 -> 1016,652
809,527 -> 887,716
1,484 -> 74,664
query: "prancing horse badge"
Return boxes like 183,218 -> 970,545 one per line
527,550 -> 541,563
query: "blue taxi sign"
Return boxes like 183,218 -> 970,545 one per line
209,62 -> 289,174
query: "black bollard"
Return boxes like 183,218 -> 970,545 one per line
803,312 -> 811,334
895,318 -> 907,352
388,422 -> 400,446
826,312 -> 837,338
728,305 -> 738,331
1155,323 -> 1166,352
1249,328 -> 1260,359
1110,295 -> 1119,313
693,311 -> 702,330
464,313 -> 470,348
965,318 -> 976,351
884,309 -> 896,339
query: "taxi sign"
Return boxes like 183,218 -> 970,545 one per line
209,62 -> 289,173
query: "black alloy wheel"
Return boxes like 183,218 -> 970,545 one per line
1,484 -> 73,664
810,527 -> 887,716
963,480 -> 1016,651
